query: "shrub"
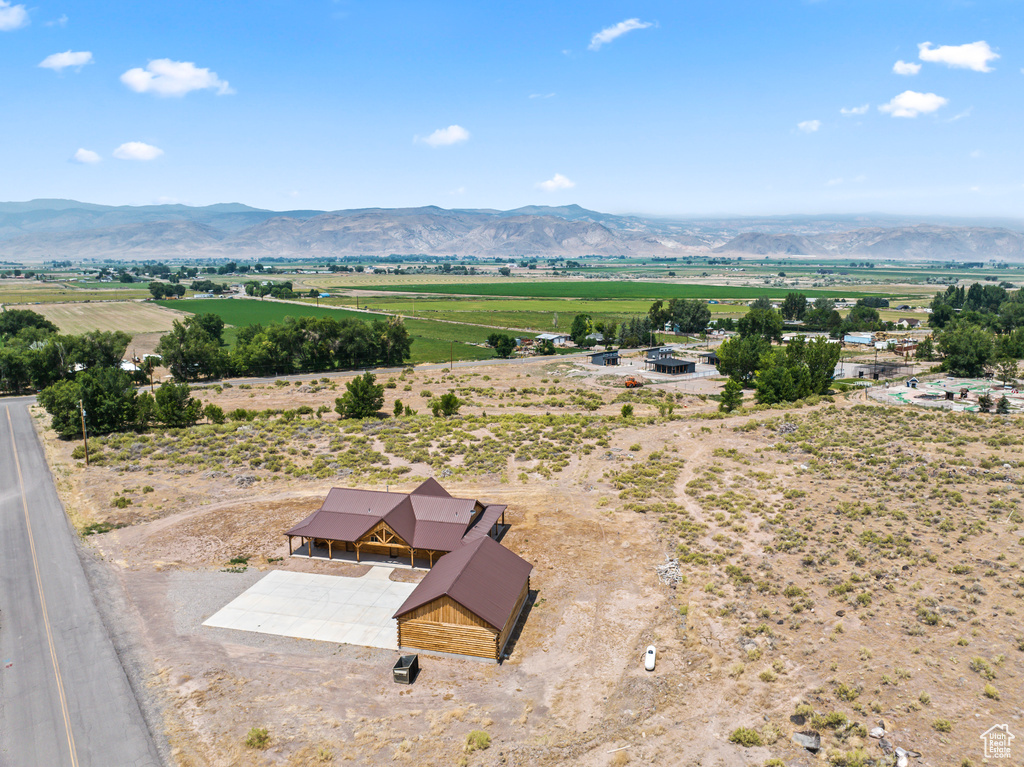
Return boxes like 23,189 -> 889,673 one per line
621,404 -> 634,418
932,719 -> 952,733
465,730 -> 491,753
984,684 -> 999,700
729,727 -> 763,747
245,727 -> 270,749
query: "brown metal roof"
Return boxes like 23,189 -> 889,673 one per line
411,477 -> 452,497
393,536 -> 533,629
283,482 -> 495,553
461,504 -> 506,543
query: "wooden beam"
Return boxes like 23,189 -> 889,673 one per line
328,540 -> 332,560
410,547 -> 414,568
428,551 -> 434,567
355,542 -> 360,562
288,535 -> 292,555
308,537 -> 312,558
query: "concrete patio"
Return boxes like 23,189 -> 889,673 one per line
202,567 -> 417,650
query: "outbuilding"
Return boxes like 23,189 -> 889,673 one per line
648,357 -> 696,375
393,536 -> 532,661
590,351 -> 620,366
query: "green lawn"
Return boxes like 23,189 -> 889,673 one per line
353,281 -> 865,300
156,298 -> 514,364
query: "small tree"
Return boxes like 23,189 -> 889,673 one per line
538,339 -> 556,355
996,396 -> 1011,414
486,333 -> 517,358
204,403 -> 225,424
996,357 -> 1018,387
621,403 -> 634,418
335,372 -> 385,418
393,399 -> 404,417
915,335 -> 935,361
431,392 -> 461,417
977,393 -> 994,413
154,381 -> 203,427
719,379 -> 744,412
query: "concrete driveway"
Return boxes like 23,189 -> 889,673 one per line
202,568 -> 416,650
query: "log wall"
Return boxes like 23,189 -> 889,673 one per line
398,620 -> 498,660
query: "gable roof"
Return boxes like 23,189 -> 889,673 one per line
284,481 -> 489,552
393,536 -> 532,629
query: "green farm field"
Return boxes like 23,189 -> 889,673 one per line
303,295 -> 748,332
341,280 -> 866,300
155,298 -> 514,364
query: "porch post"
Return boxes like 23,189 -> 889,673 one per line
355,543 -> 360,562
328,540 -> 332,560
410,548 -> 415,568
288,536 -> 292,555
308,538 -> 312,558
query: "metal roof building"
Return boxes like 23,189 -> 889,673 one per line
393,536 -> 532,661
285,478 -> 506,568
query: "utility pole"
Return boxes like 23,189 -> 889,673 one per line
79,399 -> 90,466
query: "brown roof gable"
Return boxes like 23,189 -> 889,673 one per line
393,536 -> 532,629
284,481 -> 495,552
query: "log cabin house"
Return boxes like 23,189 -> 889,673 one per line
284,479 -> 532,661
284,478 -> 507,568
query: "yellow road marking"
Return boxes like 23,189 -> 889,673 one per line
6,407 -> 79,767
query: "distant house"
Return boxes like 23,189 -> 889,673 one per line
536,333 -> 570,346
896,304 -> 912,311
896,318 -> 922,329
590,351 -> 620,366
585,332 -> 605,343
643,346 -> 674,360
648,357 -> 696,375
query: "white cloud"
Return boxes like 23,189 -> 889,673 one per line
44,14 -> 68,27
826,177 -> 844,186
529,92 -> 556,99
893,60 -> 921,76
797,120 -> 821,133
0,0 -> 28,31
112,142 -> 164,161
120,59 -> 233,97
918,41 -> 999,72
588,18 -> 652,51
39,50 -> 93,72
72,148 -> 100,164
878,90 -> 948,118
537,173 -> 575,192
840,104 -> 869,116
416,125 -> 470,147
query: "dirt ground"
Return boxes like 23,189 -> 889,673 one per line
35,359 -> 1024,767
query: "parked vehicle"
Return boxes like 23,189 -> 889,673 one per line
644,645 -> 656,671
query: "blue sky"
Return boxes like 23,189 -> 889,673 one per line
1,1 -> 1021,216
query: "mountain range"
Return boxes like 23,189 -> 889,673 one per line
2,199 -> 1024,262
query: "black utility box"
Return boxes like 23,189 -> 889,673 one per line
393,654 -> 419,684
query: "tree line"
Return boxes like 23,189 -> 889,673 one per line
0,310 -> 138,394
155,313 -> 413,381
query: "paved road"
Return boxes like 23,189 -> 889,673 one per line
0,405 -> 161,767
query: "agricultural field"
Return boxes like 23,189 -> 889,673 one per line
29,301 -> 185,334
331,280 -> 864,301
0,279 -> 150,304
32,355 -> 1024,767
156,298 -> 523,364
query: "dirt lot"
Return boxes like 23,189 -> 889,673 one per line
35,360 -> 1024,766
